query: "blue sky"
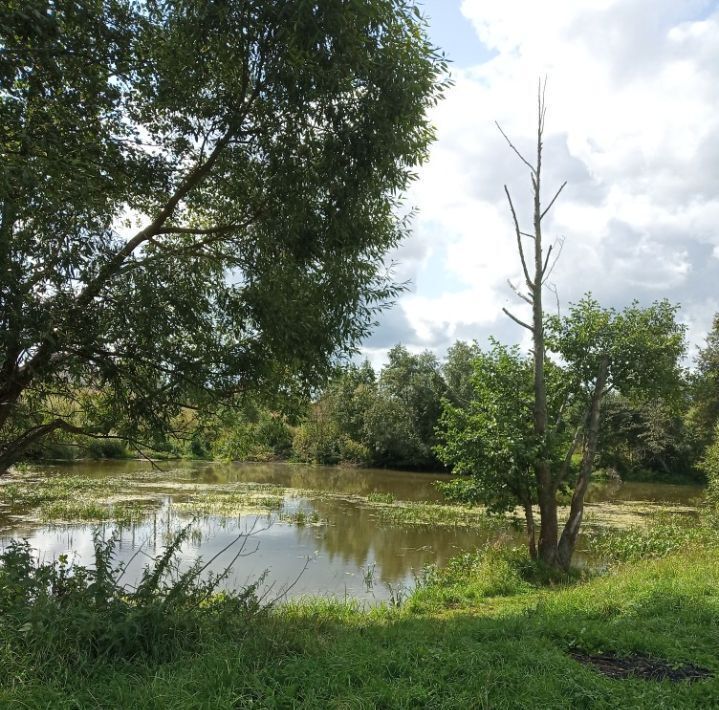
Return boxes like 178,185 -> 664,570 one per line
361,0 -> 719,367
419,0 -> 493,67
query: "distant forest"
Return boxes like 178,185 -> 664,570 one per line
26,313 -> 719,483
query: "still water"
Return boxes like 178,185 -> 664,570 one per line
0,461 -> 705,603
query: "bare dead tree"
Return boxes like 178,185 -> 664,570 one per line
497,80 -> 567,567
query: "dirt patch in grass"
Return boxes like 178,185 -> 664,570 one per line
570,650 -> 713,682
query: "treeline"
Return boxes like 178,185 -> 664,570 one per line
26,309 -> 719,487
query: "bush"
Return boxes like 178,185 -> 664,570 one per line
254,414 -> 293,458
0,527 -> 263,678
86,439 -> 130,459
213,412 -> 293,462
700,427 -> 719,509
292,421 -> 370,466
338,436 -> 371,466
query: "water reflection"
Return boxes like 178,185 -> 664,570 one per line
0,461 -> 705,602
1,497 -> 506,603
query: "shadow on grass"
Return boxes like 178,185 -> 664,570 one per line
2,552 -> 718,709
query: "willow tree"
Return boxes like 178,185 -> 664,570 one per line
0,1 -> 447,470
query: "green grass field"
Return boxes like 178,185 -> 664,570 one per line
1,541 -> 717,709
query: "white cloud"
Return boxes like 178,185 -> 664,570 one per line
366,0 -> 719,363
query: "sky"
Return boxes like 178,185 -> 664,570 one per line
360,0 -> 719,367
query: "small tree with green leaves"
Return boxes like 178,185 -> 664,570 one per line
437,298 -> 686,567
479,85 -> 687,568
436,343 -> 560,559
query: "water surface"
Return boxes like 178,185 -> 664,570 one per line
0,461 -> 704,603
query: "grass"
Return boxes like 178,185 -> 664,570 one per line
583,511 -> 719,563
1,468 -> 717,707
0,543 -> 717,708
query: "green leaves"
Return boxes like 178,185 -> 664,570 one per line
0,1 -> 446,464
546,296 -> 686,403
435,343 -> 539,513
436,297 -> 687,517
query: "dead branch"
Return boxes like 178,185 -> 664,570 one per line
502,307 -> 533,331
542,235 -> 565,284
496,121 -> 536,175
540,181 -> 567,221
504,186 -> 533,287
507,279 -> 533,305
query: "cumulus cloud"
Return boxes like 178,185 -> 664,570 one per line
363,0 -> 719,364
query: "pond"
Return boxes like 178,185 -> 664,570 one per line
0,461 -> 705,604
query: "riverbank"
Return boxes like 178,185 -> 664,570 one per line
0,543 -> 717,708
0,462 -> 716,706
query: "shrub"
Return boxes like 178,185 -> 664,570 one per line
254,414 -> 293,458
213,412 -> 293,462
700,427 -> 719,509
292,420 -> 342,464
338,436 -> 371,466
86,439 -> 130,459
0,527 -> 263,678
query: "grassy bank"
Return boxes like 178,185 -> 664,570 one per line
1,467 -> 716,707
0,541 -> 717,708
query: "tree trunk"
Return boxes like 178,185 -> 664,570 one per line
530,94 -> 560,567
536,469 -> 559,566
557,355 -> 609,569
0,419 -> 80,474
523,499 -> 538,560
499,85 -> 567,569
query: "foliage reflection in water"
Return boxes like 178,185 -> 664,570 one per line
0,461 -> 704,603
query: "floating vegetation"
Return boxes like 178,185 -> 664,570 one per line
367,500 -> 507,529
39,499 -> 155,525
367,491 -> 396,504
279,510 -> 326,527
0,466 -> 706,550
171,492 -> 284,518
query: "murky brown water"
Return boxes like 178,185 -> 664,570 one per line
0,461 -> 705,603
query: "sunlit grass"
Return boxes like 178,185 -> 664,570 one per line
0,544 -> 717,708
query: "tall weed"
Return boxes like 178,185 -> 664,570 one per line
0,526 -> 264,679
